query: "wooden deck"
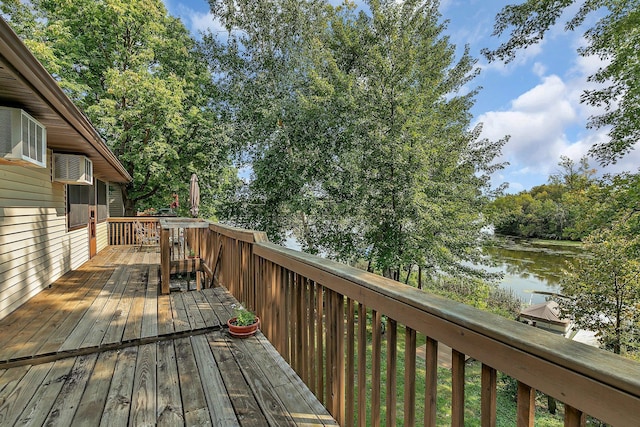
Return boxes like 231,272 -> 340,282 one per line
0,246 -> 336,426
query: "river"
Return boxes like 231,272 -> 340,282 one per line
481,237 -> 584,305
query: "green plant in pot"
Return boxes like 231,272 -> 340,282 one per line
227,304 -> 260,338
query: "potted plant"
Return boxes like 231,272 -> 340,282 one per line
227,304 -> 260,338
188,248 -> 198,258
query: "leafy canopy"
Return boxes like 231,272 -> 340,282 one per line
1,0 -> 236,216
206,0 -> 506,281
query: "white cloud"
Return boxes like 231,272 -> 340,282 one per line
532,62 -> 546,77
478,74 -> 578,176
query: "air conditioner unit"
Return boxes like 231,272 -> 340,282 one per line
0,107 -> 47,168
53,153 -> 93,185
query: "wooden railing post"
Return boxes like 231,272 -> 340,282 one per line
564,405 -> 586,427
481,364 -> 497,427
424,337 -> 438,427
452,349 -> 466,426
160,227 -> 170,294
517,382 -> 535,427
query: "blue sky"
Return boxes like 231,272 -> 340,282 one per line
162,0 -> 639,193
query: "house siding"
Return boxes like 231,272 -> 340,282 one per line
108,184 -> 124,217
97,221 -> 108,252
0,153 -> 90,320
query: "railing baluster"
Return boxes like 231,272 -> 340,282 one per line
481,364 -> 497,427
371,309 -> 382,427
404,327 -> 416,427
332,290 -> 345,424
358,303 -> 367,427
517,381 -> 535,427
424,337 -> 438,427
316,285 -> 324,405
300,276 -> 309,383
346,298 -> 355,427
564,404 -> 586,427
309,280 -> 317,396
386,319 -> 397,426
452,349 -> 466,426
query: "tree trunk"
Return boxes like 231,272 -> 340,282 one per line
547,395 -> 556,414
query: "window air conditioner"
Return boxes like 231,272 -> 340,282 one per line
53,153 -> 93,185
0,107 -> 47,168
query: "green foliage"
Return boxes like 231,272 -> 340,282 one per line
482,0 -> 640,165
233,305 -> 257,326
207,0 -> 506,282
2,0 -> 237,216
485,156 -> 595,240
561,221 -> 640,355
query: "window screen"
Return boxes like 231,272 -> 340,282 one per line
97,180 -> 108,222
68,185 -> 90,230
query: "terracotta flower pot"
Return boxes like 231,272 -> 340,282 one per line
227,316 -> 260,338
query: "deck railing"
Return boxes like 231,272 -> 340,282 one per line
108,217 -> 160,246
107,218 -> 640,426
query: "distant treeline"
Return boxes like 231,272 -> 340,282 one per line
485,156 -> 638,241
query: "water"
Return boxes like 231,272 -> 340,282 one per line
481,238 -> 584,305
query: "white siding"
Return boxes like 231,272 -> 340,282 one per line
97,221 -> 108,252
0,153 -> 90,320
108,184 -> 124,217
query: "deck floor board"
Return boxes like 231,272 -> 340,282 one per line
0,246 -> 334,425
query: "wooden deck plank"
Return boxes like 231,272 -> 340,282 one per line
192,290 -> 220,328
121,279 -> 147,342
224,331 -> 301,426
183,292 -> 208,330
191,334 -> 239,426
100,267 -> 137,346
255,334 -> 338,426
157,293 -> 175,336
15,357 -> 76,426
0,269 -> 103,360
0,365 -> 30,404
58,265 -> 129,352
79,266 -> 135,349
72,350 -> 119,427
0,245 -> 335,426
0,362 -> 54,425
174,337 -> 211,426
43,353 -> 99,426
37,266 -> 126,355
129,343 -> 157,426
202,287 -> 233,325
170,293 -> 192,333
209,332 -> 269,427
12,268 -> 115,359
99,346 -> 138,426
141,266 -> 159,339
157,340 -> 184,426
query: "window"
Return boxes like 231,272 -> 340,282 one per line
96,179 -> 108,222
67,185 -> 90,230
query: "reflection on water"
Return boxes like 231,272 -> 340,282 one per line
481,238 -> 583,305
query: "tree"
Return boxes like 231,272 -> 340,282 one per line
482,0 -> 640,165
561,221 -> 640,355
206,0 -> 506,281
1,0 -> 235,216
486,156 -> 597,240
549,156 -> 596,192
